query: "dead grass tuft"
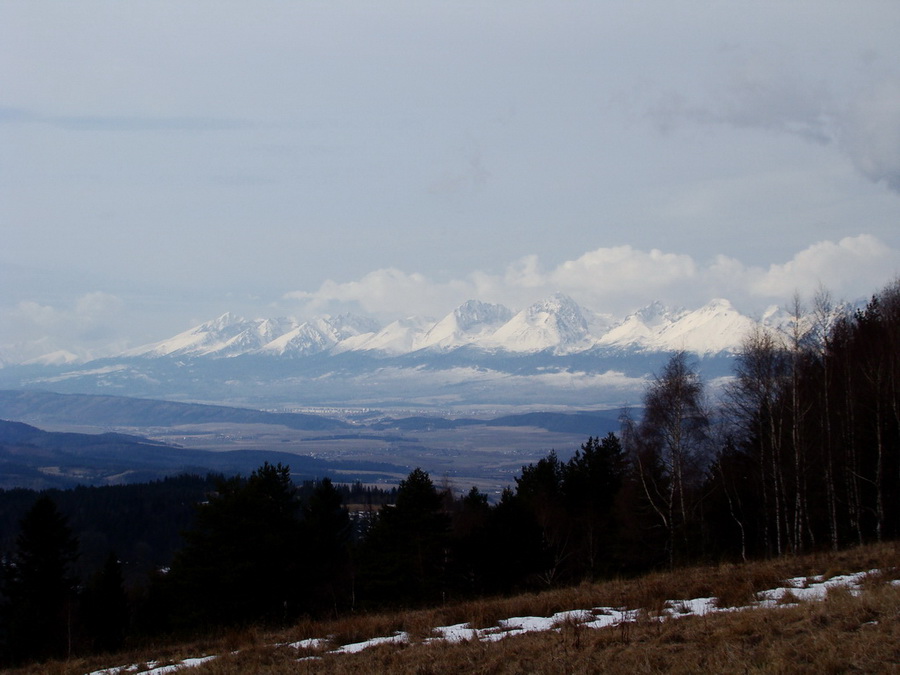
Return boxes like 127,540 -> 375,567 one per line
20,542 -> 900,675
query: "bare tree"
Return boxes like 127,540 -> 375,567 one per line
811,285 -> 841,550
725,325 -> 789,555
633,351 -> 710,566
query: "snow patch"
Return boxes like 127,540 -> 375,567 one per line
88,568 -> 895,673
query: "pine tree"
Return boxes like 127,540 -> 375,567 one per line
358,468 -> 450,607
1,496 -> 79,665
82,552 -> 129,653
563,433 -> 627,576
165,462 -> 306,629
303,477 -> 352,616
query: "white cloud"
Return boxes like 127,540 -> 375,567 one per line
750,235 -> 900,301
285,247 -> 702,318
285,236 -> 898,320
1,292 -> 127,361
550,246 -> 696,293
284,268 -> 472,318
74,291 -> 124,316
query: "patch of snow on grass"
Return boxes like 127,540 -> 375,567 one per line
331,631 -> 409,654
87,656 -> 216,675
284,637 -> 329,650
90,568 -> 896,671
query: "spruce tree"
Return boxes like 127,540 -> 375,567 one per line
358,468 -> 450,607
165,462 -> 306,629
1,496 -> 79,665
82,552 -> 129,653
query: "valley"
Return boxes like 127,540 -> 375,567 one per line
0,390 -> 622,492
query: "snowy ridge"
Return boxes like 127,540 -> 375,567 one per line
417,300 -> 514,351
487,293 -> 592,353
261,315 -> 379,357
599,298 -> 759,355
353,316 -> 435,354
121,312 -> 259,358
21,349 -> 81,366
111,294 -> 794,363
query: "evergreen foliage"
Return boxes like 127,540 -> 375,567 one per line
1,278 -> 899,667
0,496 -> 79,665
164,463 -> 307,629
81,552 -> 129,653
357,468 -> 451,607
303,477 -> 353,616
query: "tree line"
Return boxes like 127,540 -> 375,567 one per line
1,279 -> 898,666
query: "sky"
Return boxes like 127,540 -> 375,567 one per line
2,1 -> 899,362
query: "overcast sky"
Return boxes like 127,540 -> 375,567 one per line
2,1 -> 899,361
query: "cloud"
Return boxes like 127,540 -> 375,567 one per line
74,291 -> 124,317
750,235 -> 900,300
549,246 -> 696,293
284,268 -> 472,318
712,54 -> 833,143
1,292 -> 126,361
286,247 -> 701,318
649,50 -> 900,193
839,79 -> 900,191
0,106 -> 251,133
285,236 -> 899,320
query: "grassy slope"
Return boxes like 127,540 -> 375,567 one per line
21,542 -> 900,675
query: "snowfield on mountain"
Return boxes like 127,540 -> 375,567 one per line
119,295 -> 776,360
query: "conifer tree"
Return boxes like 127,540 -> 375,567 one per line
358,468 -> 450,606
1,497 -> 79,665
303,477 -> 352,616
165,462 -> 305,629
82,552 -> 129,653
563,433 -> 627,576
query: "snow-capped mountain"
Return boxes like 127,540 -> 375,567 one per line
21,350 -> 81,366
262,315 -> 380,357
597,299 -> 758,355
0,295 -> 862,410
217,317 -> 296,357
652,299 -> 759,355
122,312 -> 261,358
596,301 -> 678,351
487,294 -> 592,353
342,316 -> 435,355
417,300 -> 514,351
118,294 -> 768,361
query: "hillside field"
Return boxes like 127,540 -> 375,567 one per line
17,541 -> 900,675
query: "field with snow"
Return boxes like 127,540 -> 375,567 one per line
37,542 -> 899,675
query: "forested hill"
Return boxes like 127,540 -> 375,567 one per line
0,419 -> 406,489
0,474 -> 395,585
0,390 -> 350,430
1,279 -> 897,668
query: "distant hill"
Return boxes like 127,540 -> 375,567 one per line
0,417 -> 404,490
0,390 -> 349,430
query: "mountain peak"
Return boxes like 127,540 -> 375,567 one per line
488,294 -> 591,353
453,299 -> 513,329
417,300 -> 513,351
204,312 -> 246,332
111,295 -> 775,362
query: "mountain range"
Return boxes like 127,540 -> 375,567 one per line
0,295 -> 796,409
113,295 -> 773,360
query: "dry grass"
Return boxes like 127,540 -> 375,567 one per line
293,584 -> 900,674
12,542 -> 900,675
